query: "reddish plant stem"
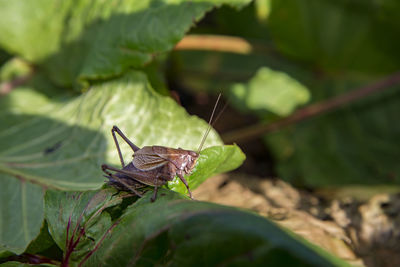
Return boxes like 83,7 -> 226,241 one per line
65,217 -> 71,252
222,71 -> 400,143
62,227 -> 86,267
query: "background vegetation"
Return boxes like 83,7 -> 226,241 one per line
1,0 -> 399,266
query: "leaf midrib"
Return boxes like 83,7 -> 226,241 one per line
0,164 -> 101,190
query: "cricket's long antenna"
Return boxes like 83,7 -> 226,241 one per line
197,93 -> 227,153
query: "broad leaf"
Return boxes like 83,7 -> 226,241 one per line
0,71 -> 222,190
0,71 -> 243,253
0,0 -> 251,87
80,189 -> 349,266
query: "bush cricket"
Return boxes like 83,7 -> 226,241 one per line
102,94 -> 224,202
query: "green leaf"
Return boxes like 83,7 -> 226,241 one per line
25,221 -> 60,257
0,176 -> 44,255
0,71 -> 222,191
83,189 -> 349,266
0,0 -> 251,87
0,71 -> 244,253
167,145 -> 245,194
44,189 -> 124,262
230,67 -> 310,116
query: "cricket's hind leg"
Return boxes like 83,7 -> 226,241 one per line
111,126 -> 140,167
102,164 -> 143,197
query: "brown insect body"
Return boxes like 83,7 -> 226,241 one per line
133,146 -> 198,177
102,127 -> 199,201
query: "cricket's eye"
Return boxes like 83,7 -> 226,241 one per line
189,151 -> 198,157
188,155 -> 197,167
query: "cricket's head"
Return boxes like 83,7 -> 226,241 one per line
181,149 -> 199,174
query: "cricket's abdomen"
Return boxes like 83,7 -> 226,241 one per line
105,164 -> 145,191
119,162 -> 176,186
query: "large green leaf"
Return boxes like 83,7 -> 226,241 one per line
0,71 -> 222,190
0,71 -> 244,254
41,188 -> 350,266
76,189 -> 349,266
0,0 -> 251,87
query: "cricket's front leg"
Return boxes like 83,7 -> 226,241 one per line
151,186 -> 158,202
177,172 -> 193,200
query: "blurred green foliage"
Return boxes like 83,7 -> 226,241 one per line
173,0 -> 400,187
0,0 -> 394,265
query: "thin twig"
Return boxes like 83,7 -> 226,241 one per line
222,71 -> 400,143
174,34 -> 253,54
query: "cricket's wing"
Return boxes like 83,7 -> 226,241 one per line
132,146 -> 169,170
